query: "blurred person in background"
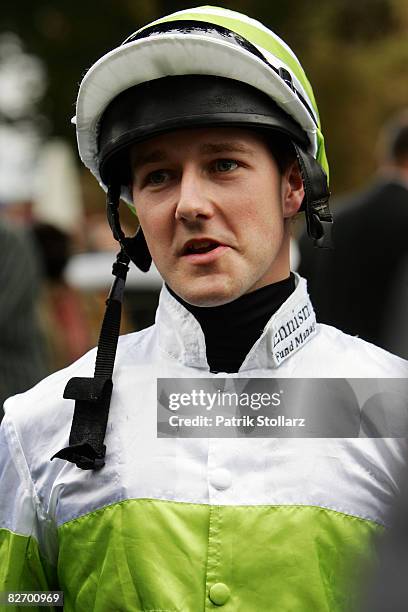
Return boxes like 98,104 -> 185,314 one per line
298,110 -> 408,357
31,219 -> 136,371
0,217 -> 48,421
0,7 -> 407,612
0,39 -> 49,416
31,222 -> 93,371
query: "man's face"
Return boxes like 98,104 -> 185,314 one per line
131,127 -> 303,306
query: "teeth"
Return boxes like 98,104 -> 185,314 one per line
187,241 -> 217,254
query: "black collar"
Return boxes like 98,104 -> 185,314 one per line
167,275 -> 295,372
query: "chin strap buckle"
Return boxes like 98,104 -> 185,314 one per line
311,215 -> 333,249
293,143 -> 333,249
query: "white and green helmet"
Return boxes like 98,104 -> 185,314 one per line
74,5 -> 332,270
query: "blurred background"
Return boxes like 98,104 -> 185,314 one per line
0,0 -> 408,406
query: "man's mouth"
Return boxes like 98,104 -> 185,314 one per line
179,238 -> 230,265
182,239 -> 222,255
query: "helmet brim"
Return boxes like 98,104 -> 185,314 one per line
98,74 -> 310,191
75,32 -> 318,200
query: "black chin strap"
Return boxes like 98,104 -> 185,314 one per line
51,185 -> 135,470
106,184 -> 152,272
51,249 -> 129,469
293,143 -> 333,249
51,185 -> 154,470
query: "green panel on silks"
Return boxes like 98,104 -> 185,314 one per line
0,529 -> 57,612
56,499 -> 380,612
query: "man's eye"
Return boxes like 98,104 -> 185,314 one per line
146,170 -> 170,185
214,159 -> 238,173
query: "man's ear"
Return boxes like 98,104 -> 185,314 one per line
282,160 -> 304,218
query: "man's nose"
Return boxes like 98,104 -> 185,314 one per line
174,168 -> 214,222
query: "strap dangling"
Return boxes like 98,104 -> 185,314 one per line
51,249 -> 130,470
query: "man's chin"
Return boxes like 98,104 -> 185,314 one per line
168,278 -> 243,308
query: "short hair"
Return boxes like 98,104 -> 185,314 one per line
266,132 -> 298,174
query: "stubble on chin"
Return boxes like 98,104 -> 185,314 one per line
171,274 -> 246,307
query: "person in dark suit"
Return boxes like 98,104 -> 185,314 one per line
298,110 -> 408,357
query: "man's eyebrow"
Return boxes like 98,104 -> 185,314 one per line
132,141 -> 254,169
199,142 -> 254,155
132,150 -> 168,170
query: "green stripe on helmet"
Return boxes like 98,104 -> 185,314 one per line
134,6 -> 328,180
316,128 -> 329,182
138,8 -> 315,112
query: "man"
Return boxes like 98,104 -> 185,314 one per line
298,110 -> 408,357
0,7 -> 407,612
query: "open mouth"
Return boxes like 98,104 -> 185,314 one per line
183,240 -> 221,255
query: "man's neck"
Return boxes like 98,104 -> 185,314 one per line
167,275 -> 295,372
